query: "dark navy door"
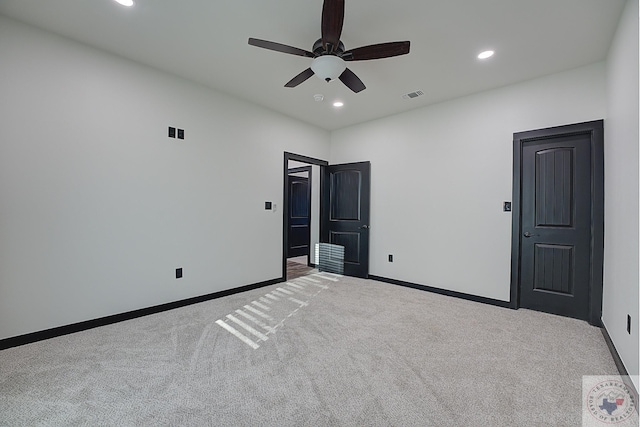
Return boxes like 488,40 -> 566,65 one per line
519,133 -> 592,320
323,162 -> 370,278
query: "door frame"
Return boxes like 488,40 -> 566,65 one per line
282,152 -> 329,281
287,165 -> 312,261
509,120 -> 604,326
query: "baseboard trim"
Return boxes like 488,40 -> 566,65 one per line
369,275 -> 511,309
601,325 -> 639,407
0,277 -> 283,351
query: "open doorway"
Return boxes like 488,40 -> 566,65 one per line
283,152 -> 371,281
287,165 -> 312,261
283,153 -> 328,280
286,164 -> 314,280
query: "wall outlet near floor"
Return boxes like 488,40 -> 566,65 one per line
388,254 -> 393,262
176,268 -> 183,279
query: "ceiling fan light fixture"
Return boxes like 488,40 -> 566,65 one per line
311,55 -> 346,82
333,101 -> 344,107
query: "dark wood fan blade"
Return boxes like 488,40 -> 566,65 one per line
338,68 -> 365,93
248,38 -> 315,58
285,68 -> 315,88
342,41 -> 410,61
321,0 -> 344,53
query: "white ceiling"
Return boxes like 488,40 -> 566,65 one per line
0,0 -> 626,130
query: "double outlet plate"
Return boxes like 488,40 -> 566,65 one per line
168,127 -> 184,139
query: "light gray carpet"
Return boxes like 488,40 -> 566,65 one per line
0,274 -> 622,426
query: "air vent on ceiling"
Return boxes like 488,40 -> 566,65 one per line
403,90 -> 424,99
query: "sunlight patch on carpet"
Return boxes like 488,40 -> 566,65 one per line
215,275 -> 336,349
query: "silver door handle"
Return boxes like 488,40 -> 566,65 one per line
360,225 -> 370,229
524,232 -> 537,238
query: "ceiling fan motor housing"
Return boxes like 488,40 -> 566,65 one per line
312,38 -> 345,56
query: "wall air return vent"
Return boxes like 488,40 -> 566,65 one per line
402,90 -> 424,99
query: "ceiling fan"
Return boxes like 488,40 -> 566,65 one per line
248,0 -> 410,93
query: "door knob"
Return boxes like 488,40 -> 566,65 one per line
524,231 -> 536,238
360,225 -> 370,229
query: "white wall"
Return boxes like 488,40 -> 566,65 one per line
603,0 -> 639,389
330,63 -> 606,301
0,16 -> 330,340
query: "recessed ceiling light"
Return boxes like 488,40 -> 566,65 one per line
478,50 -> 494,59
114,0 -> 134,7
333,101 -> 344,108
